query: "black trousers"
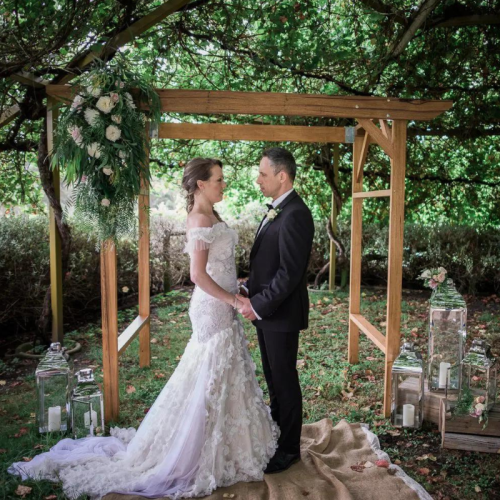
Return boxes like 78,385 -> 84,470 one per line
256,328 -> 302,455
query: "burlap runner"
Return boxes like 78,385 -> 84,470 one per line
105,419 -> 428,500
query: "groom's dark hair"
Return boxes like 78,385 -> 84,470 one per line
262,147 -> 296,182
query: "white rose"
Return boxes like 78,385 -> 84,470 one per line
101,198 -> 111,207
111,115 -> 122,124
437,272 -> 446,283
87,142 -> 102,158
438,267 -> 447,274
267,209 -> 278,221
103,167 -> 113,176
71,94 -> 84,110
420,270 -> 432,279
118,150 -> 128,159
84,108 -> 100,126
96,96 -> 115,114
105,124 -> 121,142
87,85 -> 102,97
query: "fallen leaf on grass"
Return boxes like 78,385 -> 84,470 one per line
33,444 -> 44,450
296,359 -> 306,369
417,467 -> 430,476
387,430 -> 401,437
375,459 -> 390,468
22,457 -> 32,462
474,485 -> 481,493
0,448 -> 7,453
126,385 -> 136,394
14,427 -> 28,438
15,485 -> 32,497
44,495 -> 58,500
150,338 -> 158,344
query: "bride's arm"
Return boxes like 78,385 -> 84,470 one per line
190,248 -> 239,307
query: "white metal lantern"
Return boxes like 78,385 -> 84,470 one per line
71,368 -> 105,438
35,342 -> 72,433
428,279 -> 467,392
391,342 -> 424,429
459,339 -> 498,414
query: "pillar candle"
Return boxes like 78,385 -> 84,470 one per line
48,406 -> 61,431
402,404 -> 415,427
439,362 -> 451,388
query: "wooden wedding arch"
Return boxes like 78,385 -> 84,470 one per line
46,85 -> 452,420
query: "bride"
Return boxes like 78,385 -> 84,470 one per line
9,158 -> 278,499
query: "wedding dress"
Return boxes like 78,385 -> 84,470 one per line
9,222 -> 278,499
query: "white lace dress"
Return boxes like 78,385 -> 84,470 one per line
9,222 -> 278,499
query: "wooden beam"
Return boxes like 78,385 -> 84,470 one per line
352,190 -> 391,199
0,104 -> 20,128
356,131 -> 370,182
357,118 -> 394,158
441,432 -> 500,453
329,144 -> 340,291
384,119 -> 407,417
348,135 -> 364,364
138,133 -> 151,368
349,313 -> 387,353
47,98 -> 64,344
118,315 -> 149,355
159,122 -> 347,143
46,86 -> 453,121
10,72 -> 47,89
379,119 -> 392,142
101,240 -> 119,422
57,0 -> 193,84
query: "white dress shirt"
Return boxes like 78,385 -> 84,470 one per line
251,189 -> 295,319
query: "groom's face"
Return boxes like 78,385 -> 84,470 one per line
257,157 -> 281,200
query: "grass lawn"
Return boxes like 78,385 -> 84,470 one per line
1,287 -> 499,499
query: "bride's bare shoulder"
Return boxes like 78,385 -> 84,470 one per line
186,212 -> 214,231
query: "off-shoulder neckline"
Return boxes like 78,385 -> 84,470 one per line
186,221 -> 227,235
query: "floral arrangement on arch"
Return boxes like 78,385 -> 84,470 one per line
52,60 -> 161,242
418,266 -> 447,290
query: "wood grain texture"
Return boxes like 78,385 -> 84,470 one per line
357,118 -> 394,158
46,86 -> 453,120
159,123 -> 346,143
350,313 -> 386,353
384,119 -> 407,417
100,240 -> 119,422
352,190 -> 391,199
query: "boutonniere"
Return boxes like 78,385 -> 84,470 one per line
267,207 -> 282,221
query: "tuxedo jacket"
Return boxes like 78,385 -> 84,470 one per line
248,191 -> 314,332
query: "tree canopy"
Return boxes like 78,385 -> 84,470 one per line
1,0 -> 499,226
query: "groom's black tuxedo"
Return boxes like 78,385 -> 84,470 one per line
247,190 -> 314,456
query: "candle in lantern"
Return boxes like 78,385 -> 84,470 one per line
402,404 -> 415,427
439,362 -> 451,388
84,409 -> 98,429
48,406 -> 61,431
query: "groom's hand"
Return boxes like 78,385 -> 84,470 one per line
236,295 -> 257,320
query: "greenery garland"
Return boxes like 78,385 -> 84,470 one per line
52,60 -> 161,243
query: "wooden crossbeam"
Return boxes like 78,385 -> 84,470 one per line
357,118 -> 394,158
349,313 -> 387,353
159,122 -> 347,143
0,104 -> 20,128
352,190 -> 391,198
118,315 -> 149,355
46,86 -> 453,120
356,131 -> 370,182
379,119 -> 392,141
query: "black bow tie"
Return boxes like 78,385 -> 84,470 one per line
266,203 -> 273,210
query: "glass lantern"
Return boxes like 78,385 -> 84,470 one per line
35,342 -> 72,433
391,342 -> 424,429
428,279 -> 467,392
459,339 -> 498,413
71,369 -> 105,438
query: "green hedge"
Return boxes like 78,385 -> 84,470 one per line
0,216 -> 498,336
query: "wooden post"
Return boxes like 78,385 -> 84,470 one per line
348,135 -> 364,364
47,97 -> 64,344
101,240 -> 119,421
329,144 -> 339,291
383,119 -> 407,417
138,132 -> 151,368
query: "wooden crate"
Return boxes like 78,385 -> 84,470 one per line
440,400 -> 500,453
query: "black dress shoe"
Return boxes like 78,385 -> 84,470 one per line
264,450 -> 301,474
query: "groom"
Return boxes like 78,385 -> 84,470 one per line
238,147 -> 314,474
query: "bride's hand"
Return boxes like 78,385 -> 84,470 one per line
234,295 -> 244,310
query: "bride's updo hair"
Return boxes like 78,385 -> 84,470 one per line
181,157 -> 223,221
